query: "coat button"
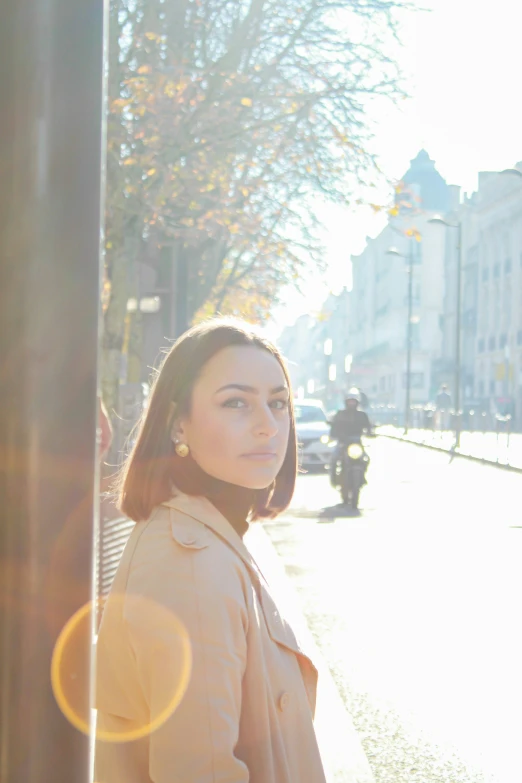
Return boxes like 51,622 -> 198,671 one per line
278,692 -> 291,712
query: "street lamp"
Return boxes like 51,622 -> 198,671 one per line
428,214 -> 463,447
387,240 -> 415,434
323,338 -> 333,406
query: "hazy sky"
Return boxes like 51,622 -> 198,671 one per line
268,0 -> 522,335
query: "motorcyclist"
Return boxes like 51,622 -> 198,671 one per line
329,389 -> 373,486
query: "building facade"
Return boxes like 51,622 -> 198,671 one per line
279,288 -> 351,411
470,168 -> 522,423
349,151 -> 455,421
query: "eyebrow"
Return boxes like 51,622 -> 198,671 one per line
215,384 -> 289,395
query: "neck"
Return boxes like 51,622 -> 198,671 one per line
171,455 -> 254,537
206,480 -> 254,538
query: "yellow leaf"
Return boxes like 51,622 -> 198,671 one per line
145,32 -> 158,41
388,205 -> 400,217
146,168 -> 156,176
123,158 -> 137,166
241,98 -> 252,107
137,65 -> 151,74
370,203 -> 382,213
241,187 -> 249,197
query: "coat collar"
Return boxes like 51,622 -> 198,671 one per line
161,491 -> 269,584
161,491 -> 319,697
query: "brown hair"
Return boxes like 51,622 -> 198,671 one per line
116,318 -> 297,522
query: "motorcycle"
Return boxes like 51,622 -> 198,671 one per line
331,438 -> 369,510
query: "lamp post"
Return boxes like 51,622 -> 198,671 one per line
324,338 -> 333,407
428,215 -> 463,447
387,239 -> 415,434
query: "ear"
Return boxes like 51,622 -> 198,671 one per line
170,416 -> 187,444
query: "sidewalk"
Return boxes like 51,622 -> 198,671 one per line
247,524 -> 375,783
377,425 -> 522,471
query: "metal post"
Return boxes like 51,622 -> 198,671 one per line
454,222 -> 463,448
0,0 -> 105,781
175,248 -> 189,338
404,238 -> 414,434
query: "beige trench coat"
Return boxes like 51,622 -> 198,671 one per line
95,492 -> 327,783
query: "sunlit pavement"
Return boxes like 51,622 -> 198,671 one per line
379,426 -> 522,469
262,437 -> 522,783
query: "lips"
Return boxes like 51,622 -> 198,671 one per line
241,451 -> 277,461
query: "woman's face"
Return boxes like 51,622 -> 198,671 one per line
176,345 -> 291,489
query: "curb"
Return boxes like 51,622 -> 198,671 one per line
246,523 -> 376,783
378,432 -> 522,474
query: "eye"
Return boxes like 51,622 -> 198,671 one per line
222,397 -> 248,409
270,398 -> 289,411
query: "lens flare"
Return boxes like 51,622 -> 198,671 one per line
51,594 -> 192,743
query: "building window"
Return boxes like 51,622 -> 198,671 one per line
478,380 -> 484,397
494,263 -> 501,279
482,267 -> 489,282
500,334 -> 508,349
505,258 -> 512,274
517,330 -> 522,346
503,284 -> 511,325
488,336 -> 496,351
490,379 -> 495,394
478,338 -> 485,353
494,283 -> 500,325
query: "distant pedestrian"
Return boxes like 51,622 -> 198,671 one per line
95,318 -> 326,783
435,384 -> 452,430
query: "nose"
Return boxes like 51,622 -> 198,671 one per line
252,402 -> 279,438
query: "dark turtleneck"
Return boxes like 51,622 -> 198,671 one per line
172,453 -> 255,538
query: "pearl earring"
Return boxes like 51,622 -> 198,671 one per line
175,442 -> 189,458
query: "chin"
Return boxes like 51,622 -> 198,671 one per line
216,466 -> 280,491
237,465 -> 282,490
240,477 -> 277,490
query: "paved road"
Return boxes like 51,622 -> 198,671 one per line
263,437 -> 522,783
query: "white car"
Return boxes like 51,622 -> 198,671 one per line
294,399 -> 333,471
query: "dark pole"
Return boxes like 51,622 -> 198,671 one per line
404,238 -> 414,434
175,248 -> 189,338
0,1 -> 105,782
454,222 -> 463,447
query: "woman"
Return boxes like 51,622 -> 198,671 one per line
95,318 -> 326,783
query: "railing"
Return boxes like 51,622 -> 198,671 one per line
378,416 -> 522,470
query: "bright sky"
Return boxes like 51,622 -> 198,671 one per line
267,0 -> 522,337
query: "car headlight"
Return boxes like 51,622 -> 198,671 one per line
347,443 -> 364,460
320,435 -> 329,444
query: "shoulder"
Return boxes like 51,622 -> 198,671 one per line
128,505 -> 249,598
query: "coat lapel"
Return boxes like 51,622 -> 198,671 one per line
161,492 -> 268,581
161,492 -> 317,678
